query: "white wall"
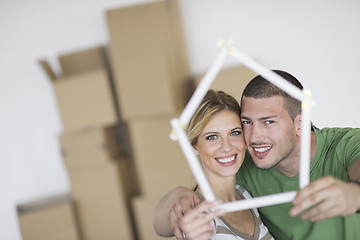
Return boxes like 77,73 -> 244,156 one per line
178,0 -> 360,129
0,0 -> 359,238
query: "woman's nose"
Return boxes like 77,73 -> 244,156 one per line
219,138 -> 231,153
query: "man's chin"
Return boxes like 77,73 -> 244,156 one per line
253,159 -> 274,169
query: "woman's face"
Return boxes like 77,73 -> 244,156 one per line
194,110 -> 245,178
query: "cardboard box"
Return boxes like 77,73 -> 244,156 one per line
106,0 -> 191,120
40,45 -> 118,134
67,161 -> 134,240
39,60 -> 57,81
53,69 -> 117,133
128,116 -> 195,199
196,65 -> 257,102
132,196 -> 175,240
59,124 -> 128,170
17,194 -> 80,240
58,47 -> 108,76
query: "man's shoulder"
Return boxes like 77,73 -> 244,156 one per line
314,126 -> 360,141
315,126 -> 360,134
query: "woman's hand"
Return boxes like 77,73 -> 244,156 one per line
177,201 -> 225,240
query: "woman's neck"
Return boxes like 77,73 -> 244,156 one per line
198,175 -> 237,202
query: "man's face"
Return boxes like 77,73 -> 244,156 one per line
240,96 -> 300,171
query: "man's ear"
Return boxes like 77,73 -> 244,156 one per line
295,113 -> 302,137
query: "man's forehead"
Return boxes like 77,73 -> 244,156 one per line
241,96 -> 284,107
240,96 -> 286,118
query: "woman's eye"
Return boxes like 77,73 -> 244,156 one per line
206,135 -> 218,140
231,130 -> 242,136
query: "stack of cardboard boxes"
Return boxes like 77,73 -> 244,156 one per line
26,1 -> 196,239
37,46 -> 135,240
18,0 -> 258,239
105,1 -> 195,239
17,194 -> 81,240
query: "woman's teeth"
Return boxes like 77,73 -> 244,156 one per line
216,155 -> 236,163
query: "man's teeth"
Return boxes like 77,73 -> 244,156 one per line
216,155 -> 235,163
254,147 -> 271,153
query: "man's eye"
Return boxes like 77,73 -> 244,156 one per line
242,120 -> 251,125
265,120 -> 275,125
206,135 -> 218,140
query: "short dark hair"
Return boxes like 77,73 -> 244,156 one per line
241,70 -> 303,120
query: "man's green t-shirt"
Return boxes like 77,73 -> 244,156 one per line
237,127 -> 360,240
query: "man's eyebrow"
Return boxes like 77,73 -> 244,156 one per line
260,115 -> 277,120
240,115 -> 277,121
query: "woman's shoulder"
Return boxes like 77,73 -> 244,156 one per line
235,184 -> 253,200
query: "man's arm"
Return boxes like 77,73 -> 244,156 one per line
153,186 -> 200,239
290,159 -> 360,221
349,158 -> 360,180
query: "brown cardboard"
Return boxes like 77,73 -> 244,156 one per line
58,46 -> 107,76
39,60 -> 57,81
106,0 -> 191,120
67,161 -> 134,240
132,196 -> 173,240
53,69 -> 117,133
117,155 -> 141,201
59,125 -> 122,170
60,123 -> 139,198
17,194 -> 80,240
195,65 -> 257,102
128,116 -> 196,199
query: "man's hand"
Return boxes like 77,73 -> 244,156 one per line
289,176 -> 360,221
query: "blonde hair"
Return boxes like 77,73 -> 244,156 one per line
187,90 -> 241,146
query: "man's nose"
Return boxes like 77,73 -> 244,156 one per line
249,124 -> 265,143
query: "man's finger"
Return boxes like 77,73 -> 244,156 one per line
301,195 -> 338,220
293,176 -> 334,203
290,187 -> 333,216
290,176 -> 336,216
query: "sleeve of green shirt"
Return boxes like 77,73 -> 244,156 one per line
336,128 -> 360,172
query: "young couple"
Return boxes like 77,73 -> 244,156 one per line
153,70 -> 360,240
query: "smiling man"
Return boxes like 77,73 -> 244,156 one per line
239,70 -> 307,174
153,70 -> 360,240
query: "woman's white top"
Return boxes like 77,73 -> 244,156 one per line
198,185 -> 275,240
